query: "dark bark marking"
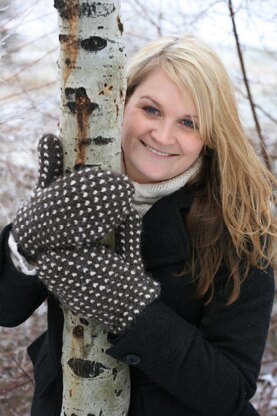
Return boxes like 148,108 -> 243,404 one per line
59,34 -> 78,46
75,87 -> 98,166
66,88 -> 98,123
66,89 -> 98,114
61,35 -> 108,55
65,87 -> 76,98
75,163 -> 101,170
54,0 -> 64,12
67,102 -> 97,116
68,358 -> 108,378
55,1 -> 116,19
81,36 -> 107,52
99,84 -> 113,95
94,136 -> 114,145
117,16 -> 124,35
112,367 -> 118,381
81,2 -> 116,18
54,0 -> 78,20
73,325 -> 84,338
75,87 -> 99,127
78,138 -> 93,146
79,317 -> 90,326
67,102 -> 77,114
64,87 -> 99,166
115,388 -> 123,397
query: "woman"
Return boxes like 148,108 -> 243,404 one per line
0,35 -> 276,415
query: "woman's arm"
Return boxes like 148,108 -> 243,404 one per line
106,265 -> 275,416
0,224 -> 47,327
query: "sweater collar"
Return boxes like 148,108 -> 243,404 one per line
132,157 -> 201,217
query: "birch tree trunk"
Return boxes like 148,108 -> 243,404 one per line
54,1 -> 130,415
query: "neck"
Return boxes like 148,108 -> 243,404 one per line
131,157 -> 202,216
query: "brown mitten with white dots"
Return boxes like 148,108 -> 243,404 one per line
12,135 -> 135,261
37,208 -> 161,335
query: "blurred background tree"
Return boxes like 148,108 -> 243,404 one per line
0,0 -> 276,414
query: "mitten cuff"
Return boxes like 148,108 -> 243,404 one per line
8,232 -> 37,276
112,277 -> 161,335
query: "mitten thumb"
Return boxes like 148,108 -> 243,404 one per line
115,207 -> 145,273
36,134 -> 64,189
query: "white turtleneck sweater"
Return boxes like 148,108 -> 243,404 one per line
132,157 -> 201,217
8,158 -> 201,275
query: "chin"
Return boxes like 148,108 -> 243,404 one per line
139,172 -> 170,184
129,163 -> 172,183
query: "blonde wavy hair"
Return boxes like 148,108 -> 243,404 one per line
126,35 -> 277,305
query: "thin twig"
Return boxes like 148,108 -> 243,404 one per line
227,0 -> 272,172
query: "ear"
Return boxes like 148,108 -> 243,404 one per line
36,134 -> 64,189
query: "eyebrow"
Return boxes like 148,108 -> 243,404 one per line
140,95 -> 198,119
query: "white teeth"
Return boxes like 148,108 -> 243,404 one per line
144,143 -> 174,157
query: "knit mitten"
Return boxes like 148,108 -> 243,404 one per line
37,208 -> 161,334
12,135 -> 135,261
115,207 -> 145,273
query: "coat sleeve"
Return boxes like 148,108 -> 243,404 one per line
0,224 -> 47,327
106,265 -> 275,416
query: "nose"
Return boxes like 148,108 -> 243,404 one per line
150,120 -> 176,146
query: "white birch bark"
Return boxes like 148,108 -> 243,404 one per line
54,1 -> 130,415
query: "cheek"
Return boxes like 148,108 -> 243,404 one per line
121,119 -> 137,159
121,123 -> 127,147
194,140 -> 204,155
180,136 -> 203,157
121,112 -> 131,150
121,111 -> 142,149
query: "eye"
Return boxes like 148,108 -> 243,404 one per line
143,106 -> 160,116
181,118 -> 195,129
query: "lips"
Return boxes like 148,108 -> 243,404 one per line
141,140 -> 178,157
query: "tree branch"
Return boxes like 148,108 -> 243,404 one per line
227,0 -> 273,172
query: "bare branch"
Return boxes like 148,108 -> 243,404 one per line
227,0 -> 273,172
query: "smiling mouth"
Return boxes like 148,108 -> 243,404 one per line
141,141 -> 178,157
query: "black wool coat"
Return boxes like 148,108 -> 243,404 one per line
0,186 -> 275,416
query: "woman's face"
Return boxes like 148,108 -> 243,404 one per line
121,68 -> 203,184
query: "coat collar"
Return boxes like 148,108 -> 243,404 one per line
141,185 -> 192,269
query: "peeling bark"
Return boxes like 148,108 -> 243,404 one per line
55,1 -> 129,415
